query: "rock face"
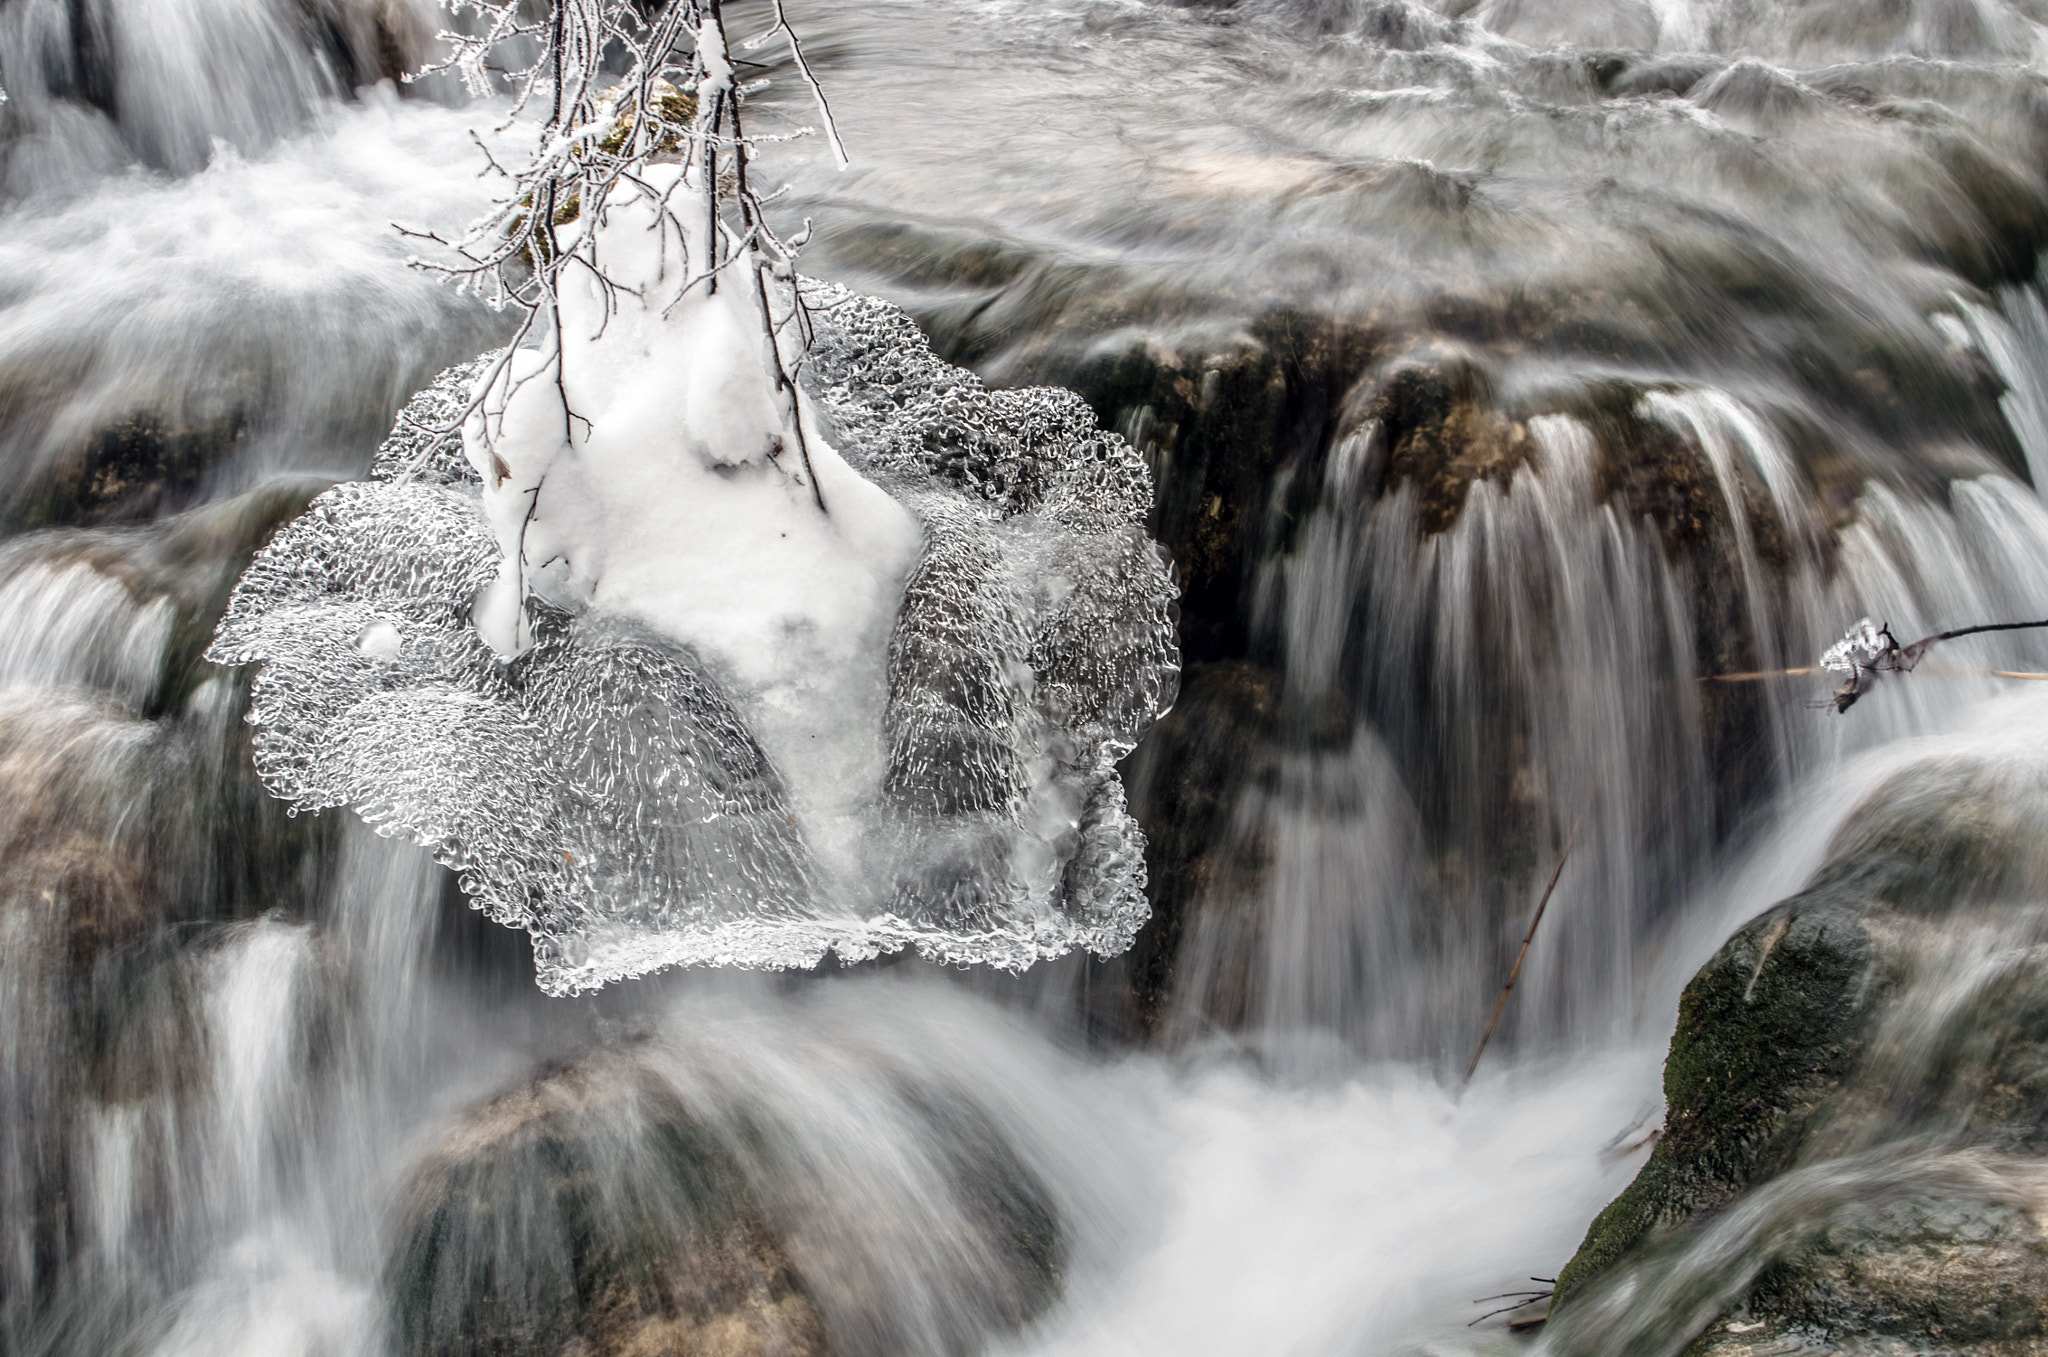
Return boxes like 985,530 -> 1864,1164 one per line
392,1055 -> 828,1357
1549,755 -> 2048,1356
0,486 -> 347,1347
392,1039 -> 1065,1357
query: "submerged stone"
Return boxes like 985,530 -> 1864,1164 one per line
392,1035 -> 1065,1357
392,1054 -> 827,1357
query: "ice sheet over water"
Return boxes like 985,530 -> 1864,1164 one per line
209,285 -> 1179,993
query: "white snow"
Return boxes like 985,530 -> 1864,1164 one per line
462,162 -> 922,888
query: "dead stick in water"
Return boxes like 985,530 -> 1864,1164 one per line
1701,667 -> 1820,681
1462,807 -> 1587,1089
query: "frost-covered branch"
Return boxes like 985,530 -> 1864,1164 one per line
1817,615 -> 2048,712
394,0 -> 838,486
394,0 -> 850,658
748,0 -> 850,169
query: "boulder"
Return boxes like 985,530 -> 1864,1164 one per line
391,1053 -> 827,1357
1550,756 -> 2048,1356
391,1042 -> 1066,1357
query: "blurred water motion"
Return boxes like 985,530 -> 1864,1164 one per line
2,0 -> 2048,1352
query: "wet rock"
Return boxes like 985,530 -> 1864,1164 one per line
0,695 -> 161,967
1573,383 -> 1788,833
392,1046 -> 1066,1357
144,477 -> 331,716
1479,0 -> 1660,52
0,483 -> 349,1342
1051,312 -> 1377,666
1114,660 -> 1281,1036
1551,890 -> 1877,1305
1740,1192 -> 2048,1351
2,831 -> 153,973
1693,61 -> 1832,131
1366,359 -> 1536,534
995,311 -> 1373,1030
0,486 -> 342,925
299,0 -> 438,90
1169,0 -> 1467,46
392,1053 -> 828,1357
1603,58 -> 1721,98
1552,757 -> 2048,1355
1890,118 -> 2048,291
17,407 -> 246,531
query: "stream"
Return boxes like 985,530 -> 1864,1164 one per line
4,0 -> 2048,1353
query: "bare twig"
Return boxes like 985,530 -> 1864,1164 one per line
1462,807 -> 1588,1089
1468,1279 -> 1559,1327
1469,1294 -> 1550,1325
1708,664 -> 2048,684
1701,667 -> 1820,681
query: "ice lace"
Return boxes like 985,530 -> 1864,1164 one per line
210,283 -> 1179,994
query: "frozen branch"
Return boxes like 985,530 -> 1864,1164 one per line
394,0 -> 838,467
750,0 -> 851,169
1817,616 -> 2048,712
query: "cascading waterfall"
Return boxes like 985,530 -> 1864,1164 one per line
6,0 -> 2048,1353
1172,386 -> 2048,1064
0,0 -> 444,183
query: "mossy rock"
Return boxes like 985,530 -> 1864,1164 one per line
1370,359 -> 1536,535
1551,888 -> 1880,1306
1551,756 -> 2048,1355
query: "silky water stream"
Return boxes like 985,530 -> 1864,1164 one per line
5,0 -> 2048,1354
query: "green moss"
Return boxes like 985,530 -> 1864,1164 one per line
1554,891 -> 1877,1306
594,87 -> 697,159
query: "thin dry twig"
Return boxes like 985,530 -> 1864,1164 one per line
1462,806 -> 1588,1089
1707,664 -> 2048,683
1468,1279 -> 1558,1327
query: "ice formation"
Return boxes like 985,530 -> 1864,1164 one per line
1820,617 -> 1890,675
208,165 -> 1179,994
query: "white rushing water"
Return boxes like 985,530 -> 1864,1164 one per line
5,0 -> 2048,1353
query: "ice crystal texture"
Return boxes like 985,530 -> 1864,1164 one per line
209,284 -> 1179,993
1821,617 -> 1889,673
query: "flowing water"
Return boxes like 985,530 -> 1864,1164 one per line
5,0 -> 2048,1353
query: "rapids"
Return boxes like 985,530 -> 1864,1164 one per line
4,0 -> 2048,1353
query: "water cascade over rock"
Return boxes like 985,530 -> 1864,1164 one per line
1547,722 -> 2048,1354
5,0 -> 2048,1352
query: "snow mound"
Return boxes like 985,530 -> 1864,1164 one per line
209,284 -> 1179,994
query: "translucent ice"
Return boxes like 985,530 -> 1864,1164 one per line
209,284 -> 1179,993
